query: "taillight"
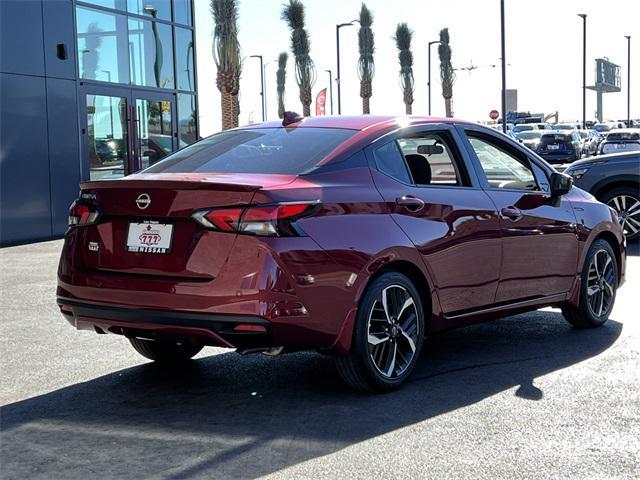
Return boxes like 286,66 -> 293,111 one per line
191,203 -> 317,237
68,200 -> 100,227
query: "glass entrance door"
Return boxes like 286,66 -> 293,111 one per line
81,87 -> 177,180
134,93 -> 175,169
85,93 -> 130,180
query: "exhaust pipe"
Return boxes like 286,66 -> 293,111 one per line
237,346 -> 284,356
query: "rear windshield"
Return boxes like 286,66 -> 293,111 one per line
541,134 -> 572,144
517,131 -> 543,140
144,127 -> 356,175
606,131 -> 640,141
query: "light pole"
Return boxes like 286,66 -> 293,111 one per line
250,55 -> 265,122
578,13 -> 587,130
500,0 -> 507,133
625,35 -> 631,126
336,21 -> 357,115
428,40 -> 440,116
325,69 -> 334,114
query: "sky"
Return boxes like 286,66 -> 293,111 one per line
193,0 -> 639,136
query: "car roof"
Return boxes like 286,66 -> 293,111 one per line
240,115 -> 472,133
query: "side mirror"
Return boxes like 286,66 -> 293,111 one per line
550,172 -> 573,197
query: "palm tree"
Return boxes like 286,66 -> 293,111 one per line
357,4 -> 375,114
211,0 -> 241,130
394,23 -> 414,115
281,0 -> 316,117
276,52 -> 288,118
438,28 -> 455,118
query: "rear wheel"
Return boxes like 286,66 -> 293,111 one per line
129,337 -> 203,362
601,187 -> 640,241
336,272 -> 425,392
562,239 -> 618,328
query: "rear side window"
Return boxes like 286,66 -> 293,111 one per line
144,127 -> 356,175
396,133 -> 467,186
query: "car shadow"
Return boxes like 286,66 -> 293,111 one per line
626,239 -> 639,257
1,311 -> 622,479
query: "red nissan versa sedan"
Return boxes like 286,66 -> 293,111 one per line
57,114 -> 626,392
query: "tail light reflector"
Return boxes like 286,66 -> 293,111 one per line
192,203 -> 316,237
68,200 -> 100,227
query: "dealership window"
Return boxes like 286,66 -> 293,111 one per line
127,0 -> 171,21
177,93 -> 198,146
174,0 -> 192,25
128,18 -> 174,88
77,6 -> 130,83
175,27 -> 195,92
81,0 -> 127,10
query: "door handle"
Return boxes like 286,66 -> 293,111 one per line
501,206 -> 522,220
396,195 -> 425,212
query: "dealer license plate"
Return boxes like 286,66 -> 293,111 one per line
126,221 -> 173,253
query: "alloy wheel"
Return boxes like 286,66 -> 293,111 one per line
606,194 -> 640,238
586,249 -> 615,318
367,285 -> 420,379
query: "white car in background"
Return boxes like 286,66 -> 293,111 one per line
597,129 -> 640,155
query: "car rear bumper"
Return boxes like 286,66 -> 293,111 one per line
57,298 -> 274,350
538,152 -> 578,163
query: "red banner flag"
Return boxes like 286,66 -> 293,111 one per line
315,88 -> 327,116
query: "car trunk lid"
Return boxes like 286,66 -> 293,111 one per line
77,173 -> 296,279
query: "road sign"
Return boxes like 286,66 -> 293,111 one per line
490,110 -> 499,120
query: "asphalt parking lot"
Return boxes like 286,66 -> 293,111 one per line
1,240 -> 639,479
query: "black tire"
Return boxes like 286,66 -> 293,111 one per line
599,186 -> 640,242
129,337 -> 203,362
562,239 -> 618,328
335,272 -> 425,392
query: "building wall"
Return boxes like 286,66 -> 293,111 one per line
0,0 -> 80,246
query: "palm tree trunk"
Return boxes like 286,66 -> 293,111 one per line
302,103 -> 310,117
232,94 -> 240,127
221,91 -> 234,130
362,96 -> 370,114
445,97 -> 453,118
405,103 -> 412,115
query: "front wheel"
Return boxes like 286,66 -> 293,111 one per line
129,337 -> 203,362
335,272 -> 425,392
562,239 -> 618,328
600,187 -> 640,241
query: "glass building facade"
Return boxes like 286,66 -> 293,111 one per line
75,0 -> 198,179
0,0 -> 199,245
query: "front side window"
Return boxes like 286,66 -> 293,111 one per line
396,133 -> 465,186
468,134 -> 538,191
144,127 -> 356,175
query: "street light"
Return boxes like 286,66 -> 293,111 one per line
578,13 -> 587,130
336,20 -> 358,115
250,55 -> 265,122
325,69 -> 334,115
625,35 -> 631,126
427,40 -> 440,116
500,0 -> 507,133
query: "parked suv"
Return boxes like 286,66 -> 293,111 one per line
57,115 -> 626,392
536,131 -> 582,163
565,151 -> 640,241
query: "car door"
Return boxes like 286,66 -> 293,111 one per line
366,124 -> 503,316
460,126 -> 579,304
